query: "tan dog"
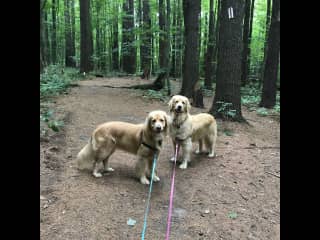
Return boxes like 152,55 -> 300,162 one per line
76,110 -> 168,184
168,95 -> 217,169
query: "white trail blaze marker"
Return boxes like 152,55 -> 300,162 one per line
228,7 -> 234,19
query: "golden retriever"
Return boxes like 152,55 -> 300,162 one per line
76,110 -> 168,184
168,95 -> 217,169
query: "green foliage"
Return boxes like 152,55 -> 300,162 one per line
228,212 -> 238,219
241,83 -> 280,116
40,65 -> 79,99
40,109 -> 64,133
241,84 -> 261,107
256,107 -> 269,116
142,89 -> 167,102
223,128 -> 233,136
216,101 -> 237,119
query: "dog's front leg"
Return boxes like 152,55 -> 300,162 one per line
195,139 -> 203,154
179,138 -> 192,169
135,157 -> 150,185
146,157 -> 160,182
93,161 -> 103,178
170,138 -> 177,162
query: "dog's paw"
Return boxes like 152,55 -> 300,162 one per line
170,156 -> 176,162
140,176 -> 150,185
179,162 -> 188,169
106,167 -> 114,172
194,149 -> 202,155
208,152 -> 215,158
93,172 -> 103,178
153,175 -> 160,182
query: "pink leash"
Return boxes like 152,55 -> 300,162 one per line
165,143 -> 180,240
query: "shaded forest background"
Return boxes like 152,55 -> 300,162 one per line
40,0 -> 280,122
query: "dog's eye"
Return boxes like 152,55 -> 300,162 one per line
175,100 -> 178,103
152,119 -> 156,123
160,119 -> 164,122
182,101 -> 185,104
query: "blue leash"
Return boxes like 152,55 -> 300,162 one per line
141,153 -> 158,240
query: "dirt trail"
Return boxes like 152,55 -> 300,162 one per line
40,77 -> 280,240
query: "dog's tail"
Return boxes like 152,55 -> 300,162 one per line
76,136 -> 96,170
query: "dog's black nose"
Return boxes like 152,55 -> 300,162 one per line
156,126 -> 161,130
177,105 -> 182,110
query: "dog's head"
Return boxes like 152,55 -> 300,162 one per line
146,110 -> 169,134
168,95 -> 191,114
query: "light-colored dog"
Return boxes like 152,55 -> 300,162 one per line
76,110 -> 168,184
168,95 -> 217,169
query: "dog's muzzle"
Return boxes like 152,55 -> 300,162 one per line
175,105 -> 183,113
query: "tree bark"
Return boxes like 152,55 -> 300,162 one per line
44,11 -> 50,64
180,0 -> 200,99
170,0 -> 176,77
64,0 -> 75,67
209,0 -> 246,121
260,0 -> 271,86
71,0 -> 76,66
140,0 -> 152,78
112,3 -> 119,71
166,0 -> 171,95
51,0 -> 57,63
204,0 -> 215,90
40,0 -> 47,72
80,0 -> 94,73
122,0 -> 136,73
259,0 -> 280,108
95,0 -> 102,70
241,0 -> 251,86
247,0 -> 255,80
159,0 -> 166,72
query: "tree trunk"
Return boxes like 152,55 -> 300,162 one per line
166,0 -> 171,95
80,0 -> 94,73
95,0 -> 102,70
260,0 -> 271,87
112,3 -> 119,71
180,0 -> 200,99
259,0 -> 280,108
241,0 -> 251,86
64,0 -> 75,67
204,0 -> 215,90
40,0 -> 47,72
176,0 -> 183,78
44,11 -> 50,64
209,0 -> 246,121
140,0 -> 152,78
212,0 -> 221,82
170,0 -> 176,77
70,0 -> 76,66
159,0 -> 166,73
246,0 -> 255,81
122,0 -> 136,74
51,0 -> 57,63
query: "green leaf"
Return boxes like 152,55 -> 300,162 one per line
228,212 -> 238,219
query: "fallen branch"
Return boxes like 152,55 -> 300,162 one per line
265,171 -> 280,178
240,146 -> 280,149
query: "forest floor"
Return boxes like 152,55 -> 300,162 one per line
40,76 -> 280,240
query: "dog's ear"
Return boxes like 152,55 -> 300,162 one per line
186,98 -> 191,112
144,113 -> 152,130
168,97 -> 175,112
163,113 -> 170,136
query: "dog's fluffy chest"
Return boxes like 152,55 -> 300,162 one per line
169,115 -> 192,140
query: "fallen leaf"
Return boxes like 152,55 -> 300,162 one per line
127,218 -> 136,226
228,212 -> 237,219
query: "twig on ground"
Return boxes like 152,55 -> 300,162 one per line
265,171 -> 280,178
